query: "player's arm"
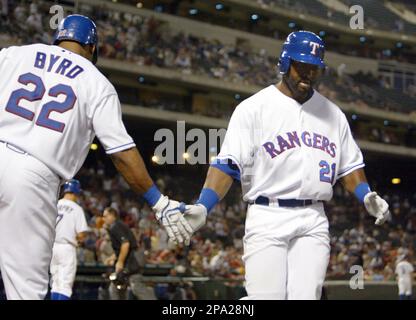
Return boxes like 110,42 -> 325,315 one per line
340,168 -> 390,225
110,147 -> 192,244
183,103 -> 248,239
94,95 -> 155,195
337,112 -> 390,226
183,161 -> 238,236
340,167 -> 370,194
75,209 -> 89,246
94,94 -> 192,245
76,231 -> 87,246
203,166 -> 234,200
110,147 -> 154,194
105,253 -> 117,266
115,241 -> 130,273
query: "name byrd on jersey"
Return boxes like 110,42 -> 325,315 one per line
262,130 -> 336,159
0,44 -> 135,180
34,51 -> 84,79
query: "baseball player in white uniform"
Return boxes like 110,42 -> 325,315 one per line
50,179 -> 89,300
0,14 -> 191,299
176,31 -> 391,299
395,254 -> 414,300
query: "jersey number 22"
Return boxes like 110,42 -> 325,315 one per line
5,72 -> 76,132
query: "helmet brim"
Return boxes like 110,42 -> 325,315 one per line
289,52 -> 325,69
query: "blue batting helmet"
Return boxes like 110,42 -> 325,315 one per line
278,30 -> 325,74
63,179 -> 81,195
53,14 -> 98,64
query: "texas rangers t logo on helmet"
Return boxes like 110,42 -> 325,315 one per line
309,42 -> 320,55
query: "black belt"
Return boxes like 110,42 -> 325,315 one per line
251,196 -> 319,207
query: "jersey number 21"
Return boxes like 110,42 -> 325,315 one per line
319,160 -> 336,184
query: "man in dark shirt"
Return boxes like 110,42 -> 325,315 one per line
103,207 -> 149,299
103,207 -> 140,276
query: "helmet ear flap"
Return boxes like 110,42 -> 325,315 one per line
278,56 -> 291,74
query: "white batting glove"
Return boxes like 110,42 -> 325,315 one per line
182,204 -> 207,241
364,191 -> 391,226
152,195 -> 193,245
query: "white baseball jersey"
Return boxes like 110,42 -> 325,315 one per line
396,260 -> 414,283
55,198 -> 89,246
216,85 -> 364,202
0,44 -> 135,179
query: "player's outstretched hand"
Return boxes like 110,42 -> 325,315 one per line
181,204 -> 207,243
364,191 -> 391,225
153,195 -> 193,245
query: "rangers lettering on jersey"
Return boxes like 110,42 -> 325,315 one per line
215,85 -> 364,202
262,131 -> 336,158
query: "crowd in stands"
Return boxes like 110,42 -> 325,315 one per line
326,185 -> 416,281
128,0 -> 416,63
257,0 -> 416,34
1,0 -> 416,117
94,14 -> 276,87
0,1 -> 52,44
72,162 -> 416,288
367,126 -> 401,146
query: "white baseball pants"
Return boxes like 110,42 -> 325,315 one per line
50,243 -> 77,297
242,202 -> 330,300
398,279 -> 412,296
0,142 -> 60,299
